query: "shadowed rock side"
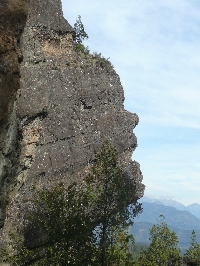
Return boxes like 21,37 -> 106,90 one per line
0,0 -> 145,246
0,0 -> 29,228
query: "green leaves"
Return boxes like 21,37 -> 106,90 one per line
86,141 -> 141,227
1,141 -> 141,265
85,140 -> 141,265
184,230 -> 200,265
73,15 -> 90,54
74,15 -> 88,45
1,183 -> 97,266
138,216 -> 182,266
103,226 -> 135,266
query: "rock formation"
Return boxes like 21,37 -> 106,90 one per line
0,0 -> 145,246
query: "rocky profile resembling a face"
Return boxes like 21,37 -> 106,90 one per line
0,0 -> 145,247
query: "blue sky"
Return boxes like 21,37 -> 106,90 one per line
62,0 -> 200,206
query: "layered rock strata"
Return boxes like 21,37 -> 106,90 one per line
0,0 -> 145,246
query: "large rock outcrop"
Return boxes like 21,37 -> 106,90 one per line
0,0 -> 145,246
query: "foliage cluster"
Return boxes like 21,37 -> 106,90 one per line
130,216 -> 200,266
129,243 -> 149,263
184,230 -> 200,265
0,183 -> 97,266
0,141 -> 139,266
85,141 -> 141,265
92,52 -> 114,71
138,215 -> 182,266
73,15 -> 89,54
73,15 -> 88,45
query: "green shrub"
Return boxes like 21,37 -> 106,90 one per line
92,52 -> 114,71
74,43 -> 90,54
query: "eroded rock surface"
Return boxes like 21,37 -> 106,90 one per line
0,0 -> 145,246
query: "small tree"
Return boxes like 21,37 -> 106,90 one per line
74,15 -> 88,44
138,215 -> 182,266
184,230 -> 200,266
73,15 -> 89,53
85,140 -> 142,266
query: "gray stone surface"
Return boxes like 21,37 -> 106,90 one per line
0,0 -> 145,246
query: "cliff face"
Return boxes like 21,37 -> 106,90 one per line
0,0 -> 144,245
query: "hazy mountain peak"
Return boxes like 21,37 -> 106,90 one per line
139,196 -> 200,219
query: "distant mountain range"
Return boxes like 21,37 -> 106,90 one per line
140,196 -> 200,219
130,197 -> 200,250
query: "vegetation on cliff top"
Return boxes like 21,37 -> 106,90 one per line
73,16 -> 114,71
